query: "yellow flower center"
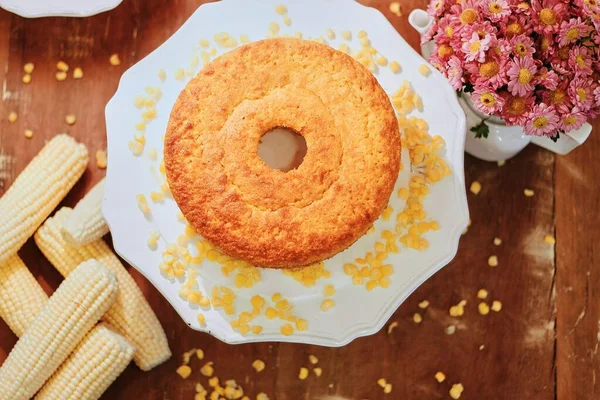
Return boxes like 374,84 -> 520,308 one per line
541,37 -> 550,51
585,0 -> 597,6
517,2 -> 530,9
577,88 -> 587,101
480,93 -> 496,106
576,55 -> 586,68
563,116 -> 577,126
533,116 -> 549,129
438,44 -> 454,58
445,26 -> 455,37
539,8 -> 557,26
518,68 -> 532,85
506,96 -> 526,115
566,28 -> 580,41
515,43 -> 527,56
506,23 -> 522,36
549,89 -> 566,105
558,47 -> 570,60
489,2 -> 502,14
469,41 -> 481,53
479,60 -> 500,77
460,9 -> 478,24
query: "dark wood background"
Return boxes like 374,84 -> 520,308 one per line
0,1 -> 598,399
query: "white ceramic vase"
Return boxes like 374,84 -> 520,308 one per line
408,9 -> 592,162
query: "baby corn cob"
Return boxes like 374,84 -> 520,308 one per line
0,254 -> 48,337
0,134 -> 88,265
35,208 -> 171,371
62,177 -> 109,247
0,260 -> 118,400
35,323 -> 135,400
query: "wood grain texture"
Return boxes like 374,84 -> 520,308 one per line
0,0 -> 597,399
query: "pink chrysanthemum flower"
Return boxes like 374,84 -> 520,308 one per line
537,33 -> 555,57
507,56 -> 537,96
465,56 -> 508,90
461,31 -> 491,62
481,0 -> 511,21
531,0 -> 566,34
511,34 -> 536,58
460,20 -> 498,41
524,103 -> 559,136
595,86 -> 600,104
472,88 -> 506,114
446,56 -> 464,90
536,67 -> 559,91
550,46 -> 572,76
450,0 -> 481,26
435,15 -> 461,44
501,93 -> 535,125
558,17 -> 593,47
428,0 -> 447,18
568,77 -> 595,111
557,106 -> 587,133
502,15 -> 533,38
540,81 -> 571,108
569,46 -> 594,76
511,0 -> 533,14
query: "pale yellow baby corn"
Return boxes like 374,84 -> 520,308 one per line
62,177 -> 109,247
0,260 -> 118,400
35,207 -> 171,371
0,254 -> 49,337
0,134 -> 88,265
35,323 -> 135,400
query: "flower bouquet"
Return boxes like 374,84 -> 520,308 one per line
423,0 -> 599,142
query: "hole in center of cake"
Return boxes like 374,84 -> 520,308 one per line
258,128 -> 307,172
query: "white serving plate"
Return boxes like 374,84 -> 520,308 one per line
0,0 -> 122,18
103,0 -> 468,346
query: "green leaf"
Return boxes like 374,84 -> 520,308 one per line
470,120 -> 489,139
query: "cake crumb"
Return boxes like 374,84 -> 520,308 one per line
387,321 -> 398,334
445,325 -> 456,335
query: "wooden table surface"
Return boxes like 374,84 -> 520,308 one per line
0,1 -> 599,399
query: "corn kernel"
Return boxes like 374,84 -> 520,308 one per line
307,354 -> 319,365
321,299 -> 335,312
269,22 -> 280,34
176,365 -> 192,379
208,376 -> 219,387
389,61 -> 401,73
55,71 -> 67,81
23,62 -> 34,73
147,230 -> 160,248
299,367 -> 309,380
445,325 -> 456,335
280,323 -> 294,336
136,194 -> 150,214
175,68 -> 185,80
418,64 -> 431,76
252,325 -> 263,334
323,284 -> 336,297
377,378 -> 387,387
493,237 -> 502,246
200,362 -> 214,377
109,53 -> 121,66
196,349 -> 204,360
95,149 -> 107,169
413,313 -> 422,323
326,29 -> 336,40
8,111 -> 18,123
24,129 -> 33,139
418,300 -> 429,309
470,181 -> 482,195
56,61 -> 69,72
387,321 -> 398,334
65,114 -> 76,125
22,74 -> 31,84
544,235 -> 556,245
449,383 -> 464,399
341,31 -> 352,40
389,2 -> 402,16
197,313 -> 206,326
150,191 -> 165,202
313,367 -> 322,377
477,289 -> 488,299
257,393 -> 270,400
366,280 -> 378,291
488,255 -> 498,267
478,302 -> 490,315
491,300 -> 502,312
73,67 -> 83,79
275,4 -> 287,14
296,318 -> 308,331
524,188 -> 535,197
384,383 -> 393,394
240,34 -> 250,44
435,371 -> 446,383
283,15 -> 292,26
252,359 -> 266,372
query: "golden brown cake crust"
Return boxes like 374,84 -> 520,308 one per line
165,38 -> 400,268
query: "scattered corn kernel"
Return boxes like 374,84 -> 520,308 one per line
240,34 -> 250,43
147,230 -> 160,248
478,302 -> 490,315
275,4 -> 287,14
23,62 -> 34,73
445,325 -> 456,335
95,149 -> 107,169
55,71 -> 67,81
524,188 -> 535,197
470,181 -> 481,195
326,29 -> 336,40
174,68 -> 185,80
8,112 -> 17,123
283,15 -> 292,26
56,61 -> 69,72
24,129 -> 33,139
136,194 -> 150,214
323,284 -> 336,297
493,237 -> 502,246
309,355 -> 319,365
176,365 -> 192,379
197,313 -> 206,326
544,235 -> 556,245
73,67 -> 83,79
491,300 -> 502,312
65,114 -> 76,125
449,383 -> 464,399
109,53 -> 121,66
418,64 -> 431,76
150,191 -> 165,202
435,371 -> 446,383
389,2 -> 402,16
22,74 -> 31,84
321,299 -> 335,312
479,344 -> 485,350
384,383 -> 393,394
387,321 -> 398,334
200,362 -> 214,377
341,31 -> 352,40
299,367 -> 309,380
497,160 -> 505,166
257,393 -> 270,400
418,300 -> 430,309
377,378 -> 387,388
252,359 -> 266,372
269,22 -> 280,34
389,61 -> 401,73
313,367 -> 322,377
488,255 -> 498,267
280,323 -> 294,336
413,313 -> 422,323
296,318 -> 308,331
477,289 -> 489,299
